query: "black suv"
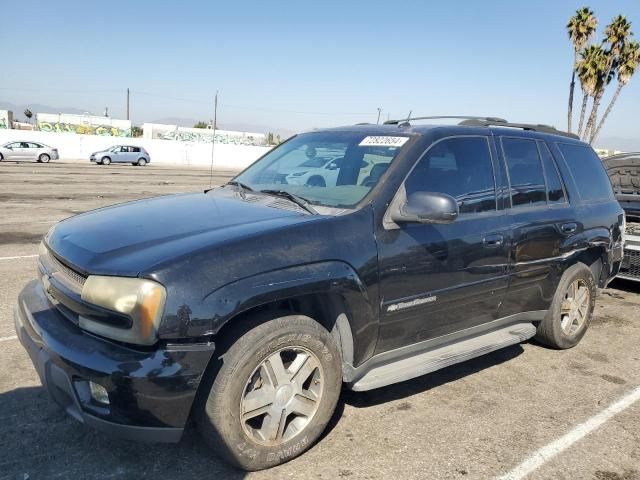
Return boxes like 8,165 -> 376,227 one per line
15,117 -> 624,470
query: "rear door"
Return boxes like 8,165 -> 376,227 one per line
376,135 -> 511,353
496,136 -> 575,316
27,143 -> 42,160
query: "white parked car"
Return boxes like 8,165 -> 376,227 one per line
285,156 -> 343,187
0,141 -> 59,163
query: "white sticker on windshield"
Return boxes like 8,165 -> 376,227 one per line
359,136 -> 409,147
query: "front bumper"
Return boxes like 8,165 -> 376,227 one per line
15,279 -> 215,442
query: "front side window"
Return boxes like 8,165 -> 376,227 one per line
502,138 -> 546,208
234,132 -> 409,208
405,137 -> 496,214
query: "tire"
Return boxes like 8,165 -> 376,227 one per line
0,153 -> 3,161
305,176 -> 326,188
535,262 -> 596,349
101,156 -> 111,165
137,158 -> 147,166
38,154 -> 50,163
195,314 -> 342,471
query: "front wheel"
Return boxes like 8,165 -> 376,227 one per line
535,262 -> 596,349
101,156 -> 111,165
195,314 -> 342,471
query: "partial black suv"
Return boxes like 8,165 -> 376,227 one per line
15,117 -> 624,470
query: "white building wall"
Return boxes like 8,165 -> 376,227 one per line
0,129 -> 271,170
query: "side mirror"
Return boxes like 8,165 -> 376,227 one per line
327,162 -> 338,170
391,191 -> 459,224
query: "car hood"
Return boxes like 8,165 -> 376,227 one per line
46,188 -> 315,277
604,155 -> 640,219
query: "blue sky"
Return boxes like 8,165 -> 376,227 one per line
1,0 -> 639,146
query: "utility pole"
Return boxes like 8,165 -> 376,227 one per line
209,91 -> 219,188
126,88 -> 130,120
376,107 -> 382,125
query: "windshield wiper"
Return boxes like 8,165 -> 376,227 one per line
259,189 -> 318,214
225,180 -> 254,192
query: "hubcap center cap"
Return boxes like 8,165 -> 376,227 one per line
275,384 -> 294,406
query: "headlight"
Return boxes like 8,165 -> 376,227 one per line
291,171 -> 309,176
80,276 -> 166,345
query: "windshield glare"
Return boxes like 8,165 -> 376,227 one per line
234,132 -> 409,208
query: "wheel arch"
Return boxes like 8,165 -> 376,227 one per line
197,261 -> 374,375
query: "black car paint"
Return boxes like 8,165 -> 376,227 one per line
16,123 -> 623,441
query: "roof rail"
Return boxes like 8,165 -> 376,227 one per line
458,119 -> 579,139
384,115 -> 507,126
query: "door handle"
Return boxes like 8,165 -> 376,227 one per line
561,223 -> 578,234
483,233 -> 504,248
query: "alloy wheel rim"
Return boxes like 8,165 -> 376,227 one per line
560,278 -> 590,335
240,346 -> 323,446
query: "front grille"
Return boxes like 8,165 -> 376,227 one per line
620,249 -> 640,279
45,251 -> 87,287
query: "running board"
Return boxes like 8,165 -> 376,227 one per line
349,322 -> 536,391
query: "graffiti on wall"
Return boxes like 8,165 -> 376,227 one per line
0,118 -> 7,129
37,122 -> 132,137
159,130 -> 264,145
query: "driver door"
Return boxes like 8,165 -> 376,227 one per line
375,136 -> 510,353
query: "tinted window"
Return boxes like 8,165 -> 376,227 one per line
405,137 -> 496,214
539,142 -> 566,203
502,138 -> 546,208
557,143 -> 614,202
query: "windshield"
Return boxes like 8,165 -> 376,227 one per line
234,131 -> 410,208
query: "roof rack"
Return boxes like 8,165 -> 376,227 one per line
458,118 -> 579,139
382,115 -> 579,140
384,115 -> 507,126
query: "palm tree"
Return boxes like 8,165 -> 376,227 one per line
23,108 -> 33,124
575,46 -> 601,138
578,45 -> 611,139
586,15 -> 632,142
591,41 -> 640,143
567,7 -> 597,133
580,45 -> 612,142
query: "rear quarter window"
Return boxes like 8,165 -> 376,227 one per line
556,143 -> 614,202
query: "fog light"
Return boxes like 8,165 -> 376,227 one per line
89,381 -> 110,405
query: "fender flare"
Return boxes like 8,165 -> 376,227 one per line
200,261 -> 376,367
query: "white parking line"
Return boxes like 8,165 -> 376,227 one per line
498,385 -> 640,480
0,254 -> 38,261
0,335 -> 18,343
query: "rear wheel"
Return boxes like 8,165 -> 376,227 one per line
137,158 -> 147,166
535,262 -> 596,349
0,153 -> 3,161
101,156 -> 111,165
38,154 -> 50,163
195,314 -> 342,471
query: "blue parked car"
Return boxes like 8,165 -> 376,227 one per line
90,145 -> 150,166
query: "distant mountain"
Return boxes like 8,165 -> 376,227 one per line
597,136 -> 640,153
0,101 -> 90,118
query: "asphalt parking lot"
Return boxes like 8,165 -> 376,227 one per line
1,161 -> 639,480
